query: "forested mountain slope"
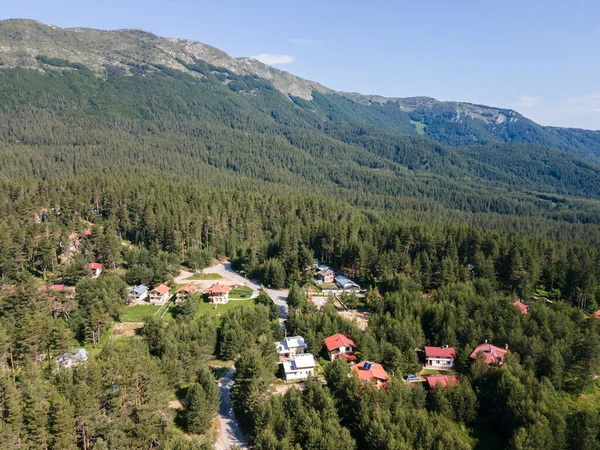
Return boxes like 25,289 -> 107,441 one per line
1,18 -> 600,450
1,18 -> 600,162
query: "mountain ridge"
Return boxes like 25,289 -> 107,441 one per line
1,18 -> 600,163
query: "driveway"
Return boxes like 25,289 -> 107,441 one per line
214,367 -> 247,450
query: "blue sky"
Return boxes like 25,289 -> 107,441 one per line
3,0 -> 600,129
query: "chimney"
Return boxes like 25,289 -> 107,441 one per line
484,339 -> 488,344
505,343 -> 509,350
446,345 -> 449,348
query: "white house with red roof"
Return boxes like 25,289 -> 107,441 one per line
149,284 -> 170,305
351,361 -> 390,389
175,284 -> 198,303
512,300 -> 529,315
470,341 -> 508,366
89,262 -> 102,278
324,333 -> 357,362
424,346 -> 456,369
207,284 -> 231,304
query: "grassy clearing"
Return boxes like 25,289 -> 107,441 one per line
121,303 -> 175,323
410,119 -> 427,135
186,272 -> 222,280
121,305 -> 162,322
196,299 -> 254,323
229,286 -> 253,299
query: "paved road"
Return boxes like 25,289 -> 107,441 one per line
201,261 -> 288,449
215,261 -> 289,323
214,368 -> 247,450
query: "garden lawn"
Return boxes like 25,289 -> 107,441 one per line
196,299 -> 254,323
229,286 -> 253,299
121,305 -> 162,322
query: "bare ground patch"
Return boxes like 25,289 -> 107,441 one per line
112,322 -> 144,338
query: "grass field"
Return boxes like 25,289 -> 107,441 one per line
410,119 -> 427,135
196,299 -> 254,322
187,272 -> 222,280
121,303 -> 174,322
229,286 -> 253,299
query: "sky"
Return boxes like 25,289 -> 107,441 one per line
3,0 -> 600,129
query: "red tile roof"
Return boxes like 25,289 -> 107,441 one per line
352,361 -> 390,386
151,284 -> 170,295
425,375 -> 460,389
208,284 -> 231,294
176,284 -> 198,294
512,300 -> 529,315
424,346 -> 456,359
339,353 -> 357,362
83,229 -> 92,237
89,262 -> 102,270
469,343 -> 508,365
324,333 -> 357,352
592,309 -> 600,319
40,284 -> 66,292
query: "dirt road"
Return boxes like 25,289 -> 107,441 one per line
214,368 -> 248,450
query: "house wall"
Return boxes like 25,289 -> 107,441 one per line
284,368 -> 314,381
149,293 -> 169,305
209,293 -> 229,304
329,346 -> 354,361
426,356 -> 454,368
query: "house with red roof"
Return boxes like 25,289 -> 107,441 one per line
592,310 -> 600,319
425,375 -> 460,390
512,300 -> 529,315
175,284 -> 198,303
351,361 -> 390,389
324,333 -> 357,362
88,262 -> 102,278
424,346 -> 456,369
149,284 -> 170,305
470,341 -> 508,366
208,284 -> 231,304
40,284 -> 66,292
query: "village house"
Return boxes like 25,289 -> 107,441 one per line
593,310 -> 600,319
40,284 -> 67,293
512,300 -> 529,315
207,283 -> 231,304
424,346 -> 456,369
149,284 -> 170,305
317,268 -> 336,284
324,333 -> 357,362
128,285 -> 149,303
89,262 -> 102,278
352,361 -> 390,389
276,336 -> 308,360
470,341 -> 508,366
282,353 -> 316,381
424,375 -> 460,390
175,284 -> 198,303
335,275 -> 360,290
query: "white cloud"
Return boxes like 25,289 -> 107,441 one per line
564,91 -> 600,113
512,95 -> 541,108
251,53 -> 296,65
289,38 -> 322,45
